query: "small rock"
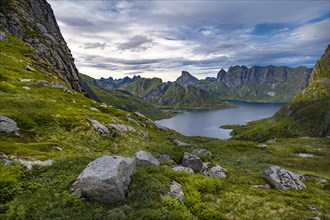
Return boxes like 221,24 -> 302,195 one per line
72,156 -> 136,204
0,31 -> 9,41
54,146 -> 63,151
37,80 -> 50,86
22,86 -> 31,90
156,154 -> 176,165
20,78 -> 34,83
258,144 -> 268,148
182,152 -> 203,172
0,116 -> 20,136
172,166 -> 194,174
25,65 -> 36,72
134,151 -> 159,166
134,112 -> 146,118
192,148 -> 212,157
127,117 -> 139,125
200,162 -> 228,178
66,90 -> 74,94
262,166 -> 306,190
266,139 -> 276,144
3,158 -> 14,166
16,159 -> 53,170
304,175 -> 328,184
173,139 -> 191,147
254,184 -> 271,189
164,181 -> 184,202
140,130 -> 150,139
296,153 -> 314,158
88,107 -> 99,112
100,103 -> 108,108
87,118 -> 112,136
108,123 -> 135,132
50,82 -> 69,92
308,205 -> 319,212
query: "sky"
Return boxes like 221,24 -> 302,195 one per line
48,0 -> 330,82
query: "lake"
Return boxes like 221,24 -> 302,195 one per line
155,101 -> 285,139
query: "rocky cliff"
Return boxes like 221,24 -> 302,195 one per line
175,71 -> 199,87
0,0 -> 82,92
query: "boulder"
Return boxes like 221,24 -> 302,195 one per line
0,116 -> 20,136
258,144 -> 268,148
172,166 -> 194,174
20,78 -> 35,82
72,156 -> 136,204
200,162 -> 228,178
266,139 -> 276,144
156,154 -> 176,165
192,148 -> 212,157
134,112 -> 146,118
87,118 -> 112,136
127,116 -> 139,125
0,31 -> 9,41
22,86 -> 31,90
262,166 -> 306,190
88,107 -> 99,112
182,152 -> 203,172
173,139 -> 191,147
37,80 -> 50,86
140,130 -> 150,139
164,181 -> 184,202
108,123 -> 135,132
134,151 -> 159,166
25,65 -> 36,72
50,82 -> 68,92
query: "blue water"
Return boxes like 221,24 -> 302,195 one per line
155,101 -> 285,139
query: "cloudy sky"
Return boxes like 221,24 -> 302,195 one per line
48,0 -> 330,81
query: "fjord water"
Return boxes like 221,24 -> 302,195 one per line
155,101 -> 285,139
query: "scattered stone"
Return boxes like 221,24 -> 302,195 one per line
303,175 -> 329,184
258,144 -> 268,148
54,146 -> 63,151
296,153 -> 314,158
182,152 -> 203,172
308,205 -> 319,212
0,31 -> 9,41
266,139 -> 276,144
134,112 -> 146,118
87,118 -> 111,136
200,162 -> 228,178
88,107 -> 99,112
108,123 -> 135,132
19,78 -> 34,82
243,171 -> 249,175
262,166 -> 306,190
192,148 -> 212,157
254,184 -> 271,189
0,116 -> 20,136
50,82 -> 68,92
22,86 -> 31,90
127,116 -> 139,125
16,159 -> 53,170
164,181 -> 184,202
236,159 -> 242,164
37,80 -> 50,86
134,151 -> 159,166
172,166 -> 194,174
25,65 -> 36,72
140,130 -> 151,139
156,154 -> 176,165
3,158 -> 14,166
100,103 -> 108,108
173,139 -> 191,147
148,119 -> 168,132
71,156 -> 136,204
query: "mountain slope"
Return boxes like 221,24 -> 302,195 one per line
231,45 -> 330,141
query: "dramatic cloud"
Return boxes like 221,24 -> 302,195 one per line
48,0 -> 330,81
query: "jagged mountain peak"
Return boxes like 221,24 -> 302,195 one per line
175,71 -> 199,87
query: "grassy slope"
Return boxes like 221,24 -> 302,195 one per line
0,34 -> 329,220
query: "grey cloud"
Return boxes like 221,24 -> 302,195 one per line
59,17 -> 93,27
83,42 -> 107,50
117,35 -> 153,51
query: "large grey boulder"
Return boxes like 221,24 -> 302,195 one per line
200,162 -> 228,178
182,152 -> 203,172
87,118 -> 111,136
134,151 -> 160,166
173,139 -> 191,147
172,166 -> 194,174
262,166 -> 306,190
164,181 -> 184,202
72,156 -> 136,204
108,123 -> 135,132
192,148 -> 212,157
0,116 -> 20,136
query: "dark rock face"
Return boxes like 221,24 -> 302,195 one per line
0,0 -> 82,92
175,71 -> 199,87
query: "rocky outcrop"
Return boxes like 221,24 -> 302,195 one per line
0,0 -> 82,92
192,148 -> 212,157
72,156 -> 136,204
200,162 -> 228,178
164,181 -> 184,202
262,166 -> 306,190
182,152 -> 203,172
0,116 -> 20,136
134,151 -> 160,166
87,118 -> 112,136
175,71 -> 199,87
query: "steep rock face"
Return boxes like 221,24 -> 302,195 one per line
0,0 -> 82,92
175,71 -> 199,87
